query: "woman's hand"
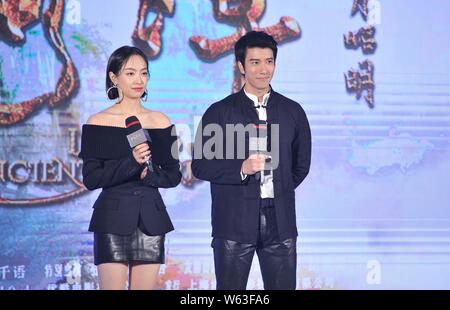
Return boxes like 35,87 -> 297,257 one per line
132,143 -> 151,165
140,167 -> 148,180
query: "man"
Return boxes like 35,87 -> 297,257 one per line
191,31 -> 311,290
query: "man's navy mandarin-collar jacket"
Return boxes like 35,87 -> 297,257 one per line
192,88 -> 311,244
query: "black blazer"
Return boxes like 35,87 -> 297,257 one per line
78,125 -> 181,236
191,88 -> 311,244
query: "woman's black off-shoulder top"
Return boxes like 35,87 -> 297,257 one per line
78,124 -> 181,191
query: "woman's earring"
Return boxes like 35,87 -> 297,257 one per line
106,84 -> 117,99
106,84 -> 123,103
141,89 -> 148,102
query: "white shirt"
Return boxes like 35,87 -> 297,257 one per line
240,89 -> 274,199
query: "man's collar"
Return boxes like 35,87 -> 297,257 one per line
243,87 -> 271,108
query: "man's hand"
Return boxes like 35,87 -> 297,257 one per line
241,154 -> 266,175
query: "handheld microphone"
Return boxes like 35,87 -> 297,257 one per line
125,116 -> 153,172
249,121 -> 271,181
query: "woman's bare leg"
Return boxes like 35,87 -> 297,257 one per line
129,263 -> 161,290
97,263 -> 128,290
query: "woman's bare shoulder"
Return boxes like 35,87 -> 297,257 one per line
86,108 -> 120,126
140,110 -> 171,129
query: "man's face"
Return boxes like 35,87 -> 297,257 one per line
238,47 -> 275,94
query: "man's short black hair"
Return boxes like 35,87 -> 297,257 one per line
234,31 -> 278,68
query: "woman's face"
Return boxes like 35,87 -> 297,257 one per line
110,54 -> 149,100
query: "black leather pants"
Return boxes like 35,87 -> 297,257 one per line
212,205 -> 297,290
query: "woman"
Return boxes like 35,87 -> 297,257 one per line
78,46 -> 181,289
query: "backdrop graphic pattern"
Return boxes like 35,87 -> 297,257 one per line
1,0 -> 449,289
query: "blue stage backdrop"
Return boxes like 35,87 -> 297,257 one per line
1,0 -> 449,289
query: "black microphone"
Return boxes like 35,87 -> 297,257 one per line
125,116 -> 153,172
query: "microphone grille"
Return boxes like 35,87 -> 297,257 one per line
125,116 -> 142,133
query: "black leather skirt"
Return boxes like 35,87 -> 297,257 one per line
94,225 -> 165,266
